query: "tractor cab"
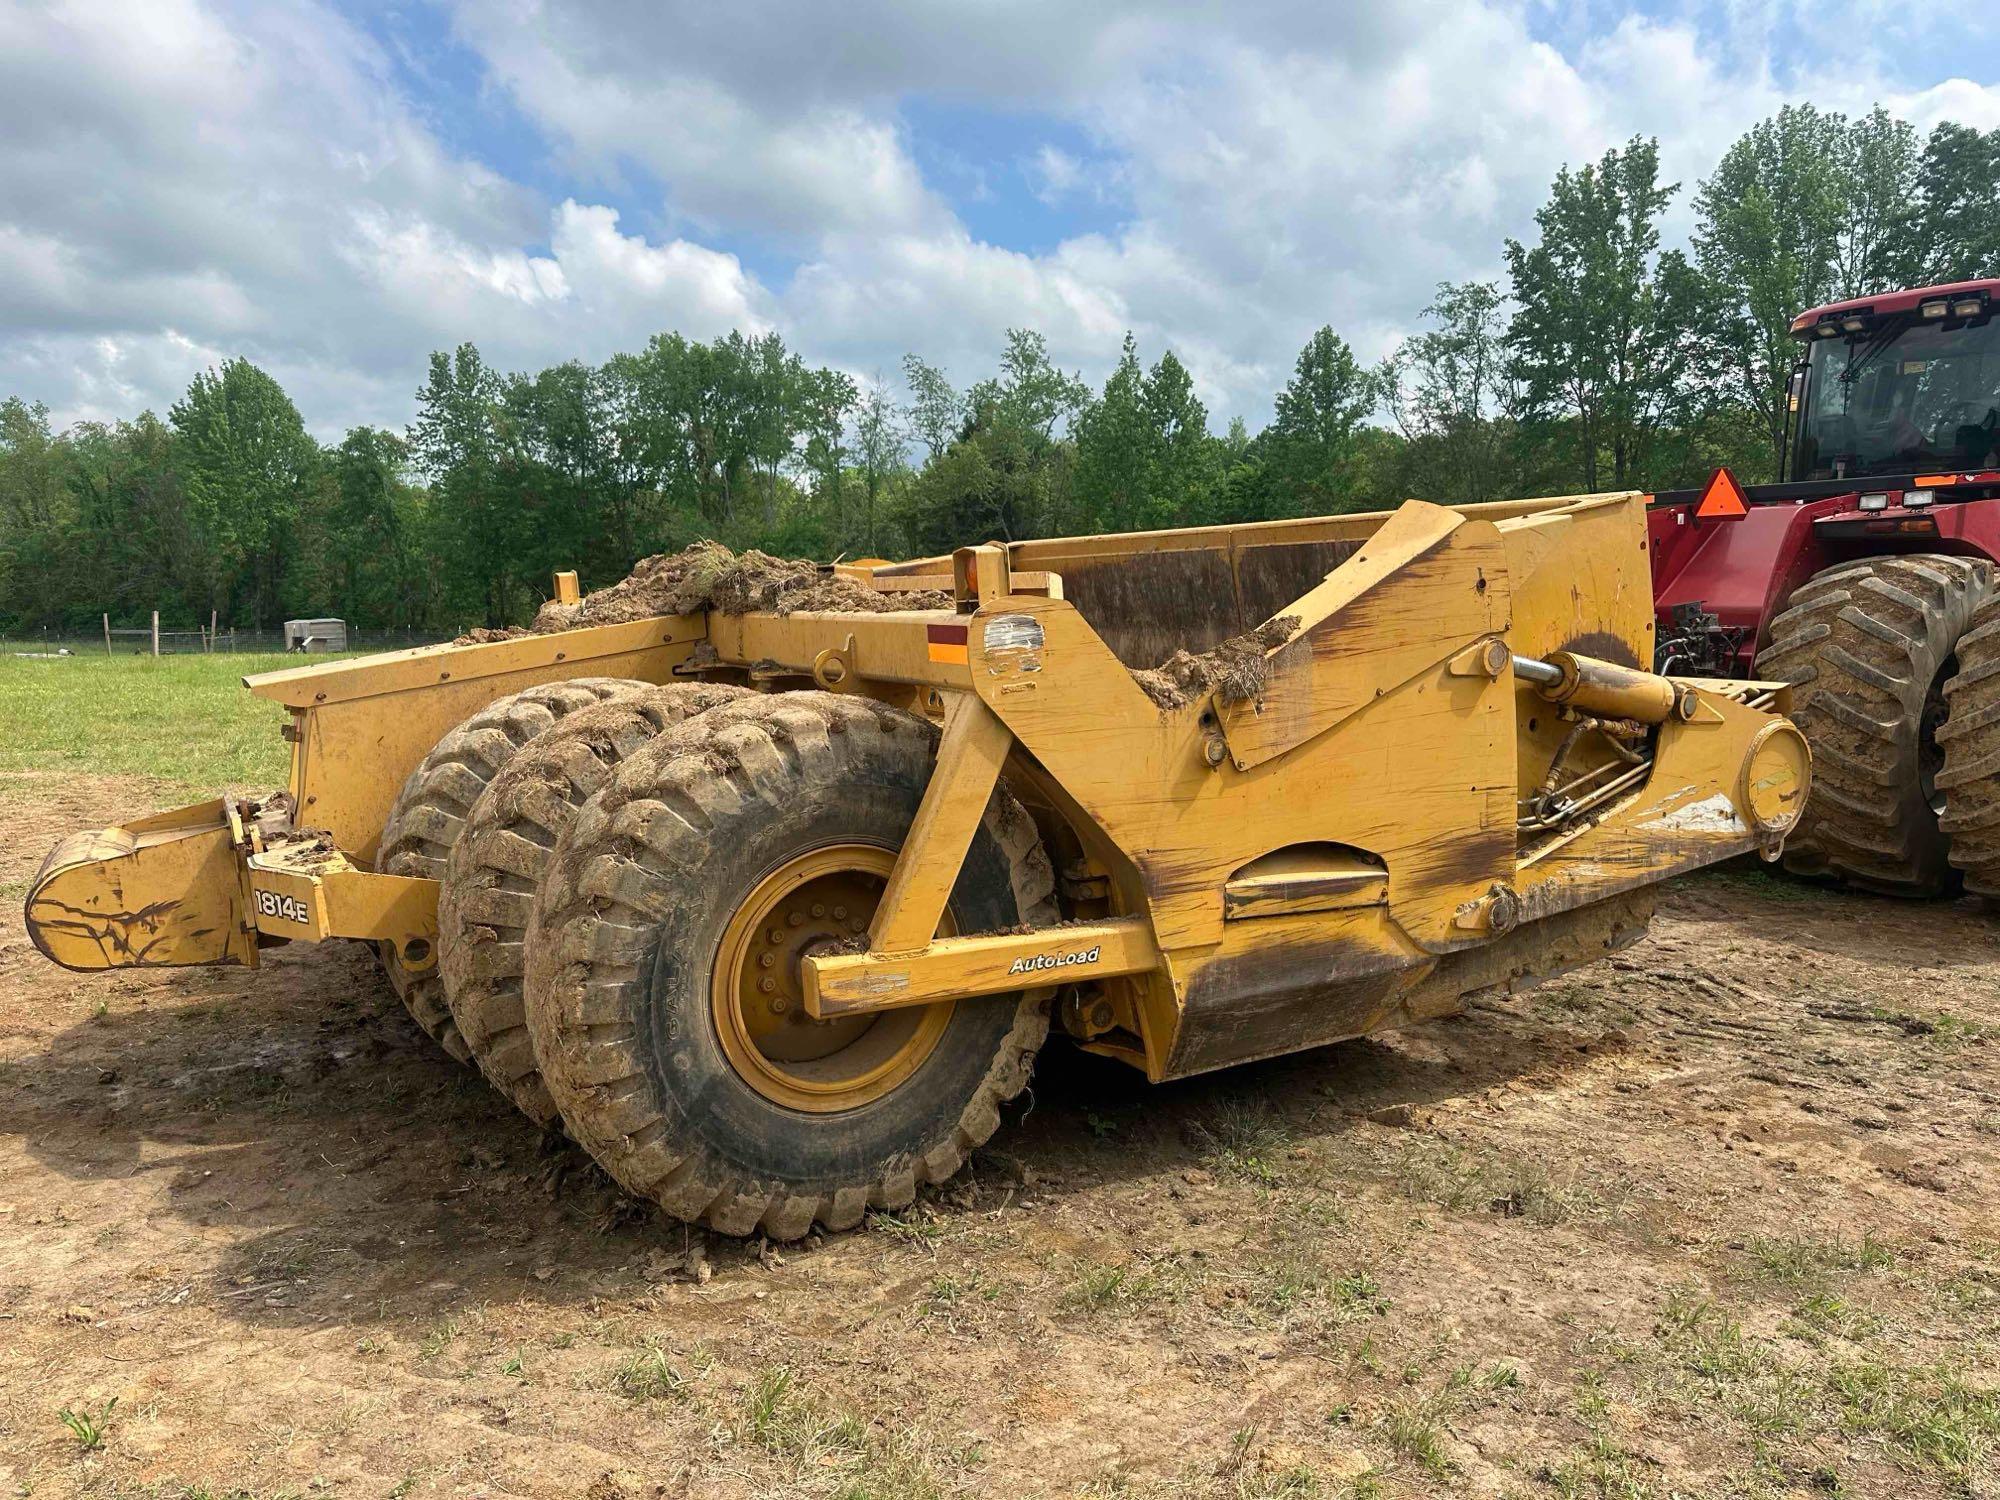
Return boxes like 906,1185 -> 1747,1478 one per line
1789,280 -> 2000,485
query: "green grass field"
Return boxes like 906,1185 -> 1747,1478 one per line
0,651 -> 322,801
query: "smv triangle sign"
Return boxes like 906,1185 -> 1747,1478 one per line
1695,466 -> 1749,519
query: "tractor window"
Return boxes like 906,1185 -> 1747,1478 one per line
1795,315 -> 2000,480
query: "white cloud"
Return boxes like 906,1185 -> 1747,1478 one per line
545,201 -> 770,336
344,211 -> 571,310
3,0 -> 2000,440
1027,145 -> 1086,206
447,1 -> 949,241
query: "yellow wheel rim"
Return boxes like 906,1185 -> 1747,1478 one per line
710,845 -> 956,1113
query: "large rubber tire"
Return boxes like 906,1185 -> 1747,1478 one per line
1939,594 -> 2000,898
376,678 -> 645,1059
522,691 -> 1058,1240
438,682 -> 752,1123
1755,555 -> 1991,896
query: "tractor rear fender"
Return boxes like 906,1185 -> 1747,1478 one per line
1650,499 -> 1836,667
1649,493 -> 2000,669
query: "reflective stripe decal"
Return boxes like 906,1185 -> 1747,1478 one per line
926,622 -> 969,665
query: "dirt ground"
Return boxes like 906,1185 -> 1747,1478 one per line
2,772 -> 1996,1499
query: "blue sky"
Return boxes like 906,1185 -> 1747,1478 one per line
1,0 -> 1996,437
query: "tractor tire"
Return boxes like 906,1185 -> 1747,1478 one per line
1938,593 -> 2000,898
522,691 -> 1058,1240
1754,554 -> 1991,896
439,682 -> 752,1123
376,677 -> 646,1059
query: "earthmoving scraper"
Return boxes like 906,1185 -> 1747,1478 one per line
27,491 -> 1807,1239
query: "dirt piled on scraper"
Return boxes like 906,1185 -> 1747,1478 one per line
463,543 -> 1298,712
1130,614 -> 1299,710
454,543 -> 952,645
532,542 -> 952,632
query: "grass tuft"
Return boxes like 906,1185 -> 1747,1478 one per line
415,1315 -> 462,1361
867,1208 -> 945,1249
742,1367 -> 868,1457
613,1345 -> 693,1403
1745,1232 -> 1893,1284
57,1396 -> 116,1451
1380,1397 -> 1452,1478
1192,1099 -> 1291,1185
1061,1256 -> 1198,1314
1541,1428 -> 1658,1499
1238,1237 -> 1389,1329
1385,1140 -> 1614,1226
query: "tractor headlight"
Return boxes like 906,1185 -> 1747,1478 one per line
1858,493 -> 1891,511
1905,490 -> 1934,508
1921,300 -> 1950,320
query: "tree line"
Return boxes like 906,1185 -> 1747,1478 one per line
3,104 -> 1997,635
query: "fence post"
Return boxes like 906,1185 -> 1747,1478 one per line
103,613 -> 112,657
150,610 -> 159,657
209,609 -> 218,653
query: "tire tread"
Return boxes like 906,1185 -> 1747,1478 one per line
374,677 -> 644,1058
526,691 -> 1057,1239
1940,590 -> 2000,897
439,682 -> 751,1121
1752,554 -> 1990,895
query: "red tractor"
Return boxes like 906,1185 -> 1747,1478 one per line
1650,276 -> 2000,899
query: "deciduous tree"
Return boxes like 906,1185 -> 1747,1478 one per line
1260,326 -> 1378,515
1508,136 -> 1690,490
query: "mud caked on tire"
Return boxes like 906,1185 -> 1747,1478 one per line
1755,554 -> 1991,896
523,691 -> 1058,1240
1938,593 -> 2000,898
438,682 -> 752,1122
376,678 -> 646,1058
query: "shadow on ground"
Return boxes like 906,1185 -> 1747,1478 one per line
0,929 -> 1623,1336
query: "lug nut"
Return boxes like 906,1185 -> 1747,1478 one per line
787,911 -> 804,927
758,951 -> 775,968
758,976 -> 777,994
770,996 -> 790,1015
832,905 -> 847,920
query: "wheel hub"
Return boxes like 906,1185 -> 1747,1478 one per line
710,845 -> 955,1112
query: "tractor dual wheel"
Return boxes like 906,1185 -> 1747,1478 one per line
1755,554 -> 1992,896
1939,594 -> 2000,898
438,681 -> 752,1123
522,691 -> 1058,1240
375,678 -> 647,1058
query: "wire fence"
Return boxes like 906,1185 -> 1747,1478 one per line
3,625 -> 450,658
